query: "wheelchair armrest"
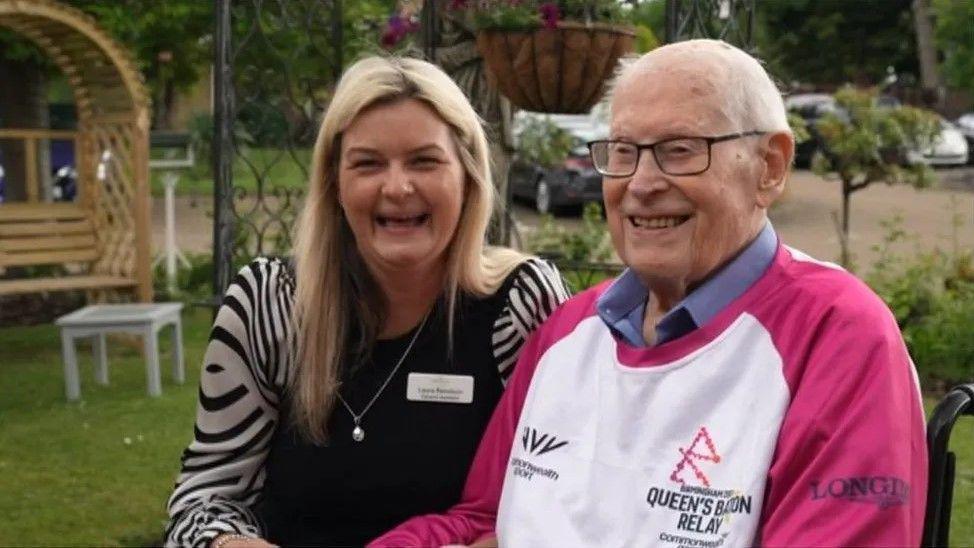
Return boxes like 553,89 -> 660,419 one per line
923,383 -> 974,547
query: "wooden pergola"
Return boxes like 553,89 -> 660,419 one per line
0,0 -> 152,301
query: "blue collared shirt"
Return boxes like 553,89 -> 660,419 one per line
596,222 -> 778,347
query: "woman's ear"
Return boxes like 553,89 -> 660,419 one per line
756,131 -> 794,209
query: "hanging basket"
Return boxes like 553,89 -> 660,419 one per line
476,22 -> 635,114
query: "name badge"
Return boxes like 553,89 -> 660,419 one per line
406,373 -> 474,404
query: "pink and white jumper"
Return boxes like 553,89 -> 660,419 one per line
371,244 -> 927,547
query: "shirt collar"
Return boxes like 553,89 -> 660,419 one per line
596,266 -> 648,348
596,222 -> 778,347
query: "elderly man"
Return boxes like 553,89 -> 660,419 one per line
372,39 -> 926,547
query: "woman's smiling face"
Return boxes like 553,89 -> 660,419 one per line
338,98 -> 466,280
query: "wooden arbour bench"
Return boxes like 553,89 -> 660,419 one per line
0,0 -> 154,303
0,203 -> 137,295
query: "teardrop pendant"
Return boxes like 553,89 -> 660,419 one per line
352,425 -> 365,442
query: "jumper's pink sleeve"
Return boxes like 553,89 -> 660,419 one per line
368,330 -> 547,547
759,290 -> 927,547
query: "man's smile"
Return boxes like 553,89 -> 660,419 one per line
628,215 -> 692,229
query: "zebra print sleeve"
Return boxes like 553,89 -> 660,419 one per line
166,257 -> 295,548
491,258 -> 571,381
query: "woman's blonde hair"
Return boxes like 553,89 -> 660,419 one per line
291,55 -> 526,443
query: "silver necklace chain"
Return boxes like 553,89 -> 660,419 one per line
335,311 -> 429,442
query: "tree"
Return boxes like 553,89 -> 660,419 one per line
0,0 -> 210,201
0,31 -> 55,201
65,0 -> 212,129
757,0 -> 919,88
0,0 -> 211,134
932,0 -> 974,96
811,87 -> 940,266
625,0 -> 664,45
227,0 -> 392,147
626,0 -> 663,53
912,0 -> 942,107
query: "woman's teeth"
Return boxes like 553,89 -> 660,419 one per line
629,215 -> 689,229
377,214 -> 430,227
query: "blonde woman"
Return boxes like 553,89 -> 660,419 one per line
164,56 -> 570,548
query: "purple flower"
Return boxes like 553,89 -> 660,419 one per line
539,2 -> 560,29
381,14 -> 411,49
387,14 -> 406,33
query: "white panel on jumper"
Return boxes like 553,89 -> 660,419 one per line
498,313 -> 790,548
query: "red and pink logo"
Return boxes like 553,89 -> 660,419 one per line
670,426 -> 722,487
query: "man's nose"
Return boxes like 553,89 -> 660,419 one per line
627,149 -> 670,198
380,164 -> 416,200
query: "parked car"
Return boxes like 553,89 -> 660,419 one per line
509,111 -> 608,214
905,117 -> 969,167
786,93 -> 968,168
955,113 -> 974,165
784,93 -> 838,168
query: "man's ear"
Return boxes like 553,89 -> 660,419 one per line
755,131 -> 794,208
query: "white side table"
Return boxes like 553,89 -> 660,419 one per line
55,303 -> 185,400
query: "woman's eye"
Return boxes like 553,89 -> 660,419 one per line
412,156 -> 440,167
350,159 -> 380,169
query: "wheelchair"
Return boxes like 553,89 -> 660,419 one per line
924,383 -> 974,547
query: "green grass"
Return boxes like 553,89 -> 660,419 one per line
0,307 -> 211,546
150,147 -> 311,197
1,309 -> 973,545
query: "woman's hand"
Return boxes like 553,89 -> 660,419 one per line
210,534 -> 278,548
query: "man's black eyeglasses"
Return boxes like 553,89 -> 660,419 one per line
587,131 -> 766,177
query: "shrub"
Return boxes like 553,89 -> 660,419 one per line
152,252 -> 214,303
515,115 -> 581,168
866,212 -> 974,388
525,202 -> 621,292
527,201 -> 613,263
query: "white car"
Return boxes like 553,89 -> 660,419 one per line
907,117 -> 969,167
956,113 -> 974,138
955,113 -> 974,164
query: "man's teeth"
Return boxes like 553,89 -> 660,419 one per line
630,216 -> 687,229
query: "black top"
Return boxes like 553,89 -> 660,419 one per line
258,295 -> 508,546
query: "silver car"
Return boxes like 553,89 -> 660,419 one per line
955,113 -> 974,165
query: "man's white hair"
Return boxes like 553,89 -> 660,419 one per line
612,39 -> 790,135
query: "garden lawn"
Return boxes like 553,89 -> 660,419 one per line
0,306 -> 211,546
1,307 -> 973,545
